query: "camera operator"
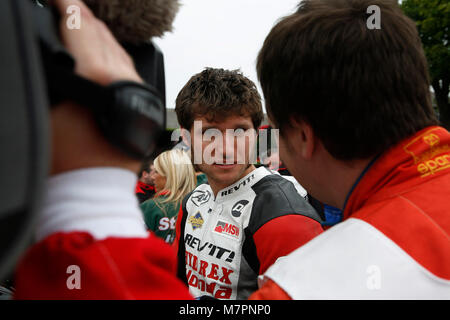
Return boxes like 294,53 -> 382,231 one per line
14,0 -> 192,299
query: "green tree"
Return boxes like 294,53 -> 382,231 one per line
401,0 -> 450,129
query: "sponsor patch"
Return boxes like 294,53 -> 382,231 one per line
423,133 -> 440,147
403,128 -> 450,178
213,220 -> 240,240
189,212 -> 204,230
231,200 -> 249,218
191,190 -> 211,207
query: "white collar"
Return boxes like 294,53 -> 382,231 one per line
214,166 -> 272,202
35,167 -> 149,242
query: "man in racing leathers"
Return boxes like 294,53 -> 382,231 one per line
174,68 -> 324,300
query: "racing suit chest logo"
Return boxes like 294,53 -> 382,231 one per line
191,190 -> 211,207
214,221 -> 240,239
231,200 -> 249,217
189,212 -> 204,230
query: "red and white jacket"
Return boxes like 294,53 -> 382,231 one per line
251,126 -> 450,299
14,168 -> 192,300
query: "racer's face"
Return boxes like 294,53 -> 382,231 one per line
189,114 -> 257,196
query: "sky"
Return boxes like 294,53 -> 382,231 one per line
154,0 -> 301,110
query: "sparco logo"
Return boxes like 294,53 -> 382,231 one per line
214,221 -> 240,239
191,190 -> 211,207
231,200 -> 249,217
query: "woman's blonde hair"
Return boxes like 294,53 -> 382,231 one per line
153,149 -> 196,205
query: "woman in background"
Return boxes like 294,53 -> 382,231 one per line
140,149 -> 196,244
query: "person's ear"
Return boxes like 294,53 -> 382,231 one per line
289,118 -> 315,160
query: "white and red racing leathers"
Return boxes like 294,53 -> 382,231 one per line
175,166 -> 323,300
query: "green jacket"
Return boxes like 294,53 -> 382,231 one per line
196,173 -> 208,186
140,194 -> 180,244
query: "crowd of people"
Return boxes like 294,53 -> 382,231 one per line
7,0 -> 450,300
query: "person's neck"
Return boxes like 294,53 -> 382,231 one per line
319,157 -> 374,210
50,102 -> 141,176
209,165 -> 256,197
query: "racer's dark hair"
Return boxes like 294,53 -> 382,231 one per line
175,68 -> 263,131
257,0 -> 438,160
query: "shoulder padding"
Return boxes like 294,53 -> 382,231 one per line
248,174 -> 322,234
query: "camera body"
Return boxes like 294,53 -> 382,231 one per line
34,1 -> 167,159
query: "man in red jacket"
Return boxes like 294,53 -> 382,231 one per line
14,0 -> 191,299
250,0 -> 450,299
136,160 -> 156,203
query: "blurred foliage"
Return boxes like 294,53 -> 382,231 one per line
401,0 -> 450,128
401,0 -> 449,80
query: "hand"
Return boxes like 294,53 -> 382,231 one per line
52,0 -> 143,86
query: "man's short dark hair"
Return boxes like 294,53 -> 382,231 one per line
175,68 -> 263,130
257,0 -> 438,160
138,159 -> 152,177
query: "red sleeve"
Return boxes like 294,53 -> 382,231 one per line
14,232 -> 192,300
253,215 -> 323,274
248,279 -> 292,300
174,203 -> 184,250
